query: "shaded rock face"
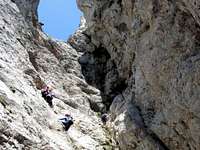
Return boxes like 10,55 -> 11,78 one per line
78,46 -> 127,111
75,0 -> 200,149
0,0 -> 115,149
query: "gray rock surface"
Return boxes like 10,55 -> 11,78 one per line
2,0 -> 200,149
0,0 -> 115,149
76,0 -> 200,149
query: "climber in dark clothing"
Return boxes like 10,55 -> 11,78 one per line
59,114 -> 74,131
101,113 -> 109,125
41,86 -> 55,107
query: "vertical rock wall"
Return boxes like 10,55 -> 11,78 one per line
75,0 -> 200,149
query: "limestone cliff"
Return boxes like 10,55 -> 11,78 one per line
0,0 -> 114,149
71,0 -> 200,149
1,0 -> 200,150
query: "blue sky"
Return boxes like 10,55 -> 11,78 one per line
38,0 -> 82,40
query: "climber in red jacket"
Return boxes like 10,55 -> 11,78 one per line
41,85 -> 55,107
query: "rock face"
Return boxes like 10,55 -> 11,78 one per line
2,0 -> 200,150
75,0 -> 200,149
0,0 -> 114,149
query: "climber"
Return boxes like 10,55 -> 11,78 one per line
41,85 -> 55,107
101,113 -> 109,125
41,85 -> 49,98
59,114 -> 74,131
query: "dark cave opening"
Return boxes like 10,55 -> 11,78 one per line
79,46 -> 128,112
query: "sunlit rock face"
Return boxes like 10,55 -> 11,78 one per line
0,0 -> 114,149
75,0 -> 200,149
2,0 -> 200,149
